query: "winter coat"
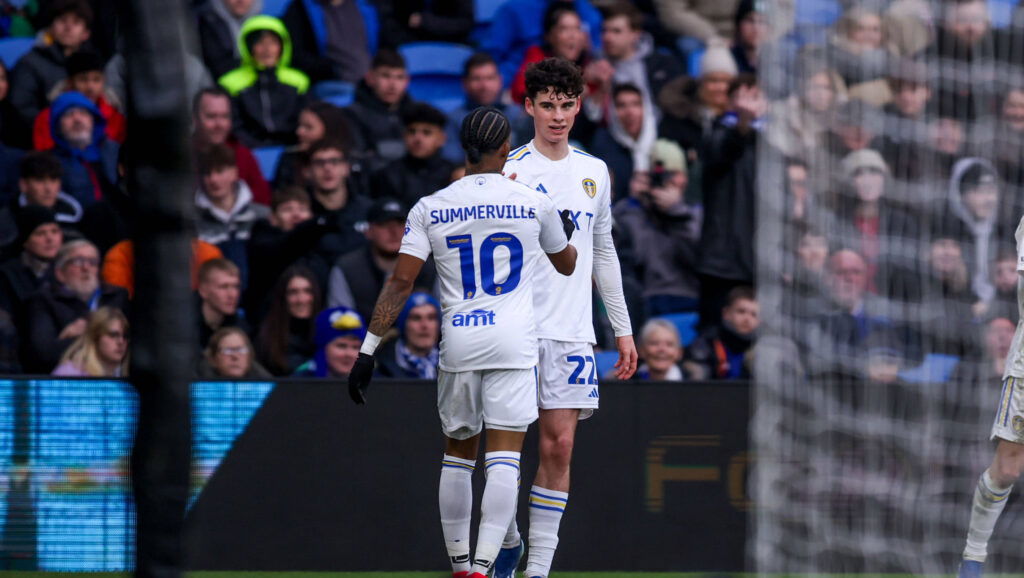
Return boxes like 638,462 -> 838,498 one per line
326,245 -> 437,322
34,93 -> 125,151
369,153 -> 456,208
613,196 -> 703,300
0,254 -> 52,316
49,92 -> 120,208
281,0 -> 378,85
306,193 -> 373,289
9,41 -> 74,129
195,181 -> 271,287
657,76 -> 714,161
343,80 -> 417,170
219,16 -> 310,147
684,323 -> 754,380
375,0 -> 473,46
196,0 -> 264,80
653,0 -> 739,42
22,283 -> 129,373
698,113 -> 757,282
101,239 -> 223,297
245,216 -> 331,320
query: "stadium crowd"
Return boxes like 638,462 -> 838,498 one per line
0,0 -> 1018,385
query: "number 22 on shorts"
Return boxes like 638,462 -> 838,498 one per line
566,355 -> 598,385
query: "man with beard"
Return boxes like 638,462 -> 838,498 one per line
48,91 -> 119,208
22,238 -> 128,372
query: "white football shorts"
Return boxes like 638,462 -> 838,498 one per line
537,339 -> 600,419
992,376 -> 1024,443
437,368 -> 539,440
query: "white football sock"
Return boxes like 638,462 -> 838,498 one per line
471,451 -> 521,575
502,469 -> 522,548
964,469 -> 1013,562
439,454 -> 475,574
525,485 -> 568,578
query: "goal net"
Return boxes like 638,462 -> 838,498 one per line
752,0 -> 1024,573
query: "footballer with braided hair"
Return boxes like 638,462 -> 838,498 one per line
349,105 -> 577,578
493,57 -> 638,578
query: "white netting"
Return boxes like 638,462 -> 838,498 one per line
753,0 -> 1024,573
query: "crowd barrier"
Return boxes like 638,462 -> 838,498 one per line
0,378 -> 750,572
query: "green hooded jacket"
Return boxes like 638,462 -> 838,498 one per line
218,15 -> 310,96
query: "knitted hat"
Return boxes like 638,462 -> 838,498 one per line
650,139 -> 687,173
396,292 -> 441,338
66,50 -> 104,77
15,205 -> 58,249
700,41 -> 738,77
840,149 -> 890,182
312,306 -> 367,377
961,162 -> 998,190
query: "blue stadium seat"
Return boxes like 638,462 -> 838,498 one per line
687,47 -> 705,77
252,146 -> 285,181
474,0 -> 508,24
657,312 -> 701,347
794,0 -> 841,26
0,38 -> 34,69
898,354 -> 961,384
399,42 -> 474,113
262,0 -> 291,17
989,0 -> 1016,28
594,350 -> 619,379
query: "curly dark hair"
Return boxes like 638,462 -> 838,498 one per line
524,57 -> 585,102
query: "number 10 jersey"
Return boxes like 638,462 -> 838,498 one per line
400,173 -> 568,372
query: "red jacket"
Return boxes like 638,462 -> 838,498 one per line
227,137 -> 272,206
34,95 -> 126,151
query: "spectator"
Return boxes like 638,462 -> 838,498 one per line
910,235 -> 979,356
0,310 -> 18,374
104,50 -> 214,111
0,206 -> 61,316
33,49 -> 125,151
614,139 -> 702,316
0,151 -> 82,254
48,90 -> 119,208
657,42 -> 737,164
828,6 -> 891,104
698,74 -> 763,328
22,239 -> 129,373
101,239 -> 224,297
218,16 -> 310,147
52,306 -> 128,376
583,1 -> 682,123
0,60 -> 31,149
765,58 -> 844,160
782,157 -> 815,225
685,286 -> 758,380
302,138 -> 373,287
480,0 -> 602,86
511,3 -> 592,105
590,83 -> 657,202
884,0 -> 934,58
653,0 -> 739,54
192,87 -> 271,206
274,101 -> 356,188
375,0 -> 473,46
929,0 -> 998,122
195,0 -> 263,80
196,258 -> 250,350
326,197 -> 436,322
9,0 -> 93,138
255,264 -> 321,376
938,158 -> 1003,302
979,316 -> 1015,380
730,0 -> 762,75
824,99 -> 885,162
370,102 -> 456,207
246,187 -> 330,321
281,0 -> 375,87
974,250 -> 1018,323
879,59 -> 933,181
293,305 -> 365,377
343,49 -> 416,170
198,326 -> 271,379
375,292 -> 440,378
634,318 -> 687,381
195,144 -> 270,285
442,52 -> 526,164
995,85 -> 1024,192
782,224 -> 829,312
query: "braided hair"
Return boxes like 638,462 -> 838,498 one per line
460,106 -> 511,164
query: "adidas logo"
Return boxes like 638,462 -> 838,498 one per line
588,388 -> 599,399
474,558 -> 493,569
451,554 -> 470,563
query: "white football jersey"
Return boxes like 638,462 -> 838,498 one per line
400,173 -> 569,372
504,141 -> 613,344
1005,214 -> 1024,378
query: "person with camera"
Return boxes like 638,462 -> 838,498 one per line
613,139 -> 703,318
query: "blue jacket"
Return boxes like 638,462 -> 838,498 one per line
480,0 -> 602,85
49,92 -> 119,208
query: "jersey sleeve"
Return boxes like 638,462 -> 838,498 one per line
537,196 -> 569,254
593,166 -> 613,235
399,200 -> 432,261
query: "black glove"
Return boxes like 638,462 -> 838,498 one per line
559,209 -> 575,241
348,352 -> 375,404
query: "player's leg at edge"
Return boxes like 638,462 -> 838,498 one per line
959,438 -> 1024,577
523,407 -> 578,578
441,434 -> 480,578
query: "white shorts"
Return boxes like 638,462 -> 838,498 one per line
992,376 -> 1024,443
537,339 -> 599,419
437,368 -> 539,440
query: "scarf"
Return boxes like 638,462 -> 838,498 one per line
395,339 -> 439,379
607,94 -> 658,172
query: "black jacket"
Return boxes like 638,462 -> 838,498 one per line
196,298 -> 252,352
369,153 -> 455,206
684,324 -> 754,380
698,115 -> 757,282
196,3 -> 242,80
0,255 -> 52,316
22,283 -> 129,373
344,81 -> 417,172
9,43 -> 73,129
245,216 -> 332,321
233,69 -> 308,147
375,0 -> 473,46
307,193 -> 373,289
331,245 -> 436,322
587,128 -> 633,202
